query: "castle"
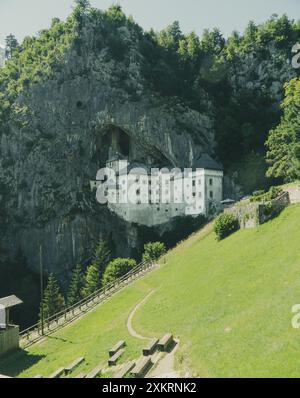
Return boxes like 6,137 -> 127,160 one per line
91,153 -> 223,227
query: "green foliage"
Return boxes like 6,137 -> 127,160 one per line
266,78 -> 300,182
102,258 -> 136,286
67,264 -> 84,306
5,34 -> 19,59
92,241 -> 110,275
142,242 -> 166,263
80,241 -> 110,298
214,213 -> 239,241
250,186 -> 283,203
82,264 -> 101,297
39,274 -> 65,321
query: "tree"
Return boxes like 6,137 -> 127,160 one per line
74,0 -> 90,9
73,0 -> 91,30
201,28 -> 225,55
142,242 -> 166,263
102,258 -> 136,286
266,78 -> 300,182
82,264 -> 101,297
39,274 -> 65,322
158,21 -> 183,51
81,241 -> 110,297
92,241 -> 110,277
5,34 -> 18,59
67,264 -> 84,306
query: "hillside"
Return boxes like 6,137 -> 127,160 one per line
2,203 -> 300,378
1,3 -> 299,329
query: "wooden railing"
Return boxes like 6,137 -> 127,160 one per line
20,261 -> 154,348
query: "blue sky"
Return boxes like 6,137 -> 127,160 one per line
0,0 -> 299,45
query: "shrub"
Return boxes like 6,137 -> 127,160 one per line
214,213 -> 239,241
250,186 -> 283,203
102,258 -> 136,286
142,242 -> 166,263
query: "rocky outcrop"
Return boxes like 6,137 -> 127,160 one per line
0,27 -> 217,280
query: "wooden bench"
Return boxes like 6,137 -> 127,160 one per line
108,348 -> 125,366
157,333 -> 174,352
109,340 -> 126,357
131,356 -> 152,378
143,338 -> 159,356
65,357 -> 85,374
86,363 -> 103,379
49,367 -> 65,379
75,372 -> 87,379
114,361 -> 135,378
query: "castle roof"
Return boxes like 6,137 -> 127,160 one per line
194,154 -> 223,171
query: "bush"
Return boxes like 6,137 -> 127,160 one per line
102,258 -> 136,286
250,186 -> 283,203
142,242 -> 166,263
214,213 -> 239,241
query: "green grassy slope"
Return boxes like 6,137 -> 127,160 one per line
2,205 -> 300,378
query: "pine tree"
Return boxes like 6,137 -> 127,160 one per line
39,274 -> 65,322
67,264 -> 84,306
81,241 -> 110,297
5,34 -> 18,59
93,241 -> 110,277
82,264 -> 101,297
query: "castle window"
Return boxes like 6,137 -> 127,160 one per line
210,191 -> 213,199
209,178 -> 213,186
136,189 -> 140,196
192,180 -> 196,187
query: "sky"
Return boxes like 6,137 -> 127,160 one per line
0,0 -> 300,45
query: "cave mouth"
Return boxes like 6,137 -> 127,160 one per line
99,124 -> 173,169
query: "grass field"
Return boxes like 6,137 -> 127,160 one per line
1,204 -> 300,378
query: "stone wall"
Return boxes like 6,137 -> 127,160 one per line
0,326 -> 20,358
224,192 -> 290,229
284,184 -> 300,204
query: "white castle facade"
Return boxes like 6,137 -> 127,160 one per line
91,154 -> 223,227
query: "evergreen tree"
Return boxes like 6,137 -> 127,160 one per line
39,274 -> 65,322
67,264 -> 84,306
5,34 -> 18,59
92,241 -> 110,277
82,264 -> 101,297
81,241 -> 110,297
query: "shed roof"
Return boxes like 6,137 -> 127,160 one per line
0,295 -> 23,309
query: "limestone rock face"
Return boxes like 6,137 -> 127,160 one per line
0,20 -> 296,282
0,29 -> 217,280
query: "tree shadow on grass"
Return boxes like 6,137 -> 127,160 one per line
0,349 -> 45,377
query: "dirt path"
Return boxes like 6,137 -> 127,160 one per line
126,291 -> 184,378
126,290 -> 155,340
